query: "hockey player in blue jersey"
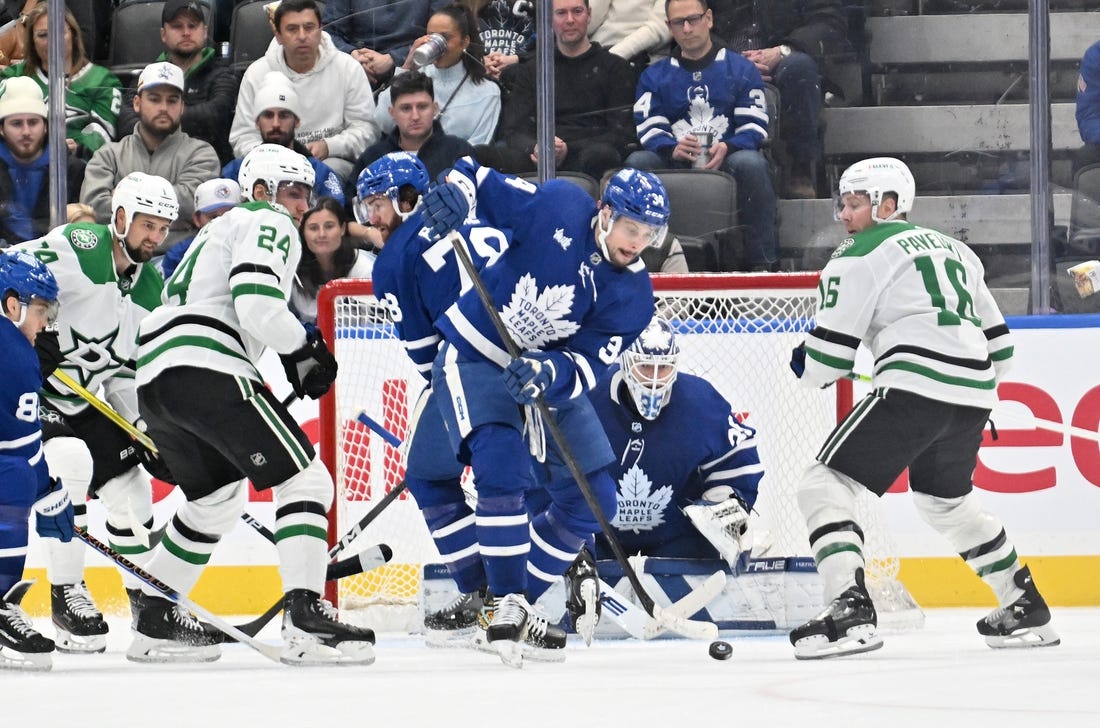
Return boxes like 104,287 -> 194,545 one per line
0,250 -> 73,671
420,157 -> 668,662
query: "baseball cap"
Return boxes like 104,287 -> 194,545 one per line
162,0 -> 208,25
0,77 -> 48,120
194,178 -> 242,214
137,62 -> 186,94
253,71 -> 301,119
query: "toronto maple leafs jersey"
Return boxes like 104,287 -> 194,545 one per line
136,202 -> 308,386
591,366 -> 763,556
634,46 -> 769,156
371,210 -> 511,379
802,221 -> 1013,409
437,157 -> 655,400
14,224 -> 164,418
0,317 -> 50,492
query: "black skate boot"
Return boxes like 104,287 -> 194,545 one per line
484,593 -> 566,667
281,589 -> 376,666
0,581 -> 54,672
564,547 -> 600,645
51,581 -> 109,654
790,568 -> 883,660
424,588 -> 486,648
977,566 -> 1060,648
127,589 -> 223,664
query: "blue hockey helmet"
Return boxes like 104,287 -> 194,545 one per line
354,152 -> 431,224
621,316 -> 679,420
0,249 -> 59,326
597,168 -> 670,257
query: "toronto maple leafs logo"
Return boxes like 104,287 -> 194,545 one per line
637,322 -> 673,352
672,83 -> 729,142
611,465 -> 673,533
501,273 -> 580,348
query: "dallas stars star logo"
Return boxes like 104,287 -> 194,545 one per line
60,328 -> 127,386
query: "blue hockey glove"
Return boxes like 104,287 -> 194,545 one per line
789,342 -> 806,378
281,324 -> 338,400
421,181 -> 469,240
35,478 -> 75,542
502,352 -> 557,405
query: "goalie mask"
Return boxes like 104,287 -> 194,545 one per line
621,317 -> 679,420
835,157 -> 915,223
354,151 -> 430,225
0,249 -> 59,327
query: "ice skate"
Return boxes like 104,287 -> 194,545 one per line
977,566 -> 1060,648
281,589 -> 376,666
483,593 -> 566,668
790,569 -> 883,660
0,581 -> 54,672
126,589 -> 223,663
564,547 -> 600,646
51,581 -> 108,654
424,588 -> 486,648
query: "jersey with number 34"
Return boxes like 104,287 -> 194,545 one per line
136,201 -> 305,386
802,221 -> 1013,408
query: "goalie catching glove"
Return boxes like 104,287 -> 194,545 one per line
683,486 -> 750,567
281,324 -> 339,400
35,478 -> 76,542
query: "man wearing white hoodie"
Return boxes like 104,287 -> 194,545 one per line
229,0 -> 378,182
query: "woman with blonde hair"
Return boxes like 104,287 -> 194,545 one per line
0,3 -> 121,158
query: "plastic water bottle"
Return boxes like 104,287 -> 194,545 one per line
412,34 -> 448,68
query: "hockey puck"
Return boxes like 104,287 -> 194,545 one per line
709,640 -> 732,660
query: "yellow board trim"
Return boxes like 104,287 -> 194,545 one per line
21,555 -> 1100,616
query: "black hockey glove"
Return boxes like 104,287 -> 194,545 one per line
36,328 -> 64,378
281,326 -> 338,400
789,342 -> 806,378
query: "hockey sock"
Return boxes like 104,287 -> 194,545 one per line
798,463 -> 867,598
420,500 -> 486,594
0,504 -> 31,596
44,436 -> 93,585
144,513 -> 222,596
275,500 -> 330,594
476,494 -> 529,596
528,509 -> 586,602
97,467 -> 155,590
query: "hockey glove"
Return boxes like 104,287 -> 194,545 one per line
36,328 -> 64,378
502,352 -> 557,405
281,325 -> 339,400
34,478 -> 76,542
789,342 -> 806,378
683,486 -> 750,567
421,181 -> 469,240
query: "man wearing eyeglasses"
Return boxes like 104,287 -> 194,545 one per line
626,0 -> 778,271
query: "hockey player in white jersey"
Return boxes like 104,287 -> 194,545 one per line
15,172 -> 178,654
0,250 -> 73,671
134,144 -> 375,665
788,157 -> 1059,659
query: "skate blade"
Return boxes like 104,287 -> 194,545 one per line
54,629 -> 107,654
281,637 -> 376,666
577,580 -> 599,646
126,634 -> 222,664
473,631 -> 565,663
984,622 -> 1061,649
424,626 -> 479,649
0,645 -> 52,672
794,624 -> 884,660
493,639 -> 524,669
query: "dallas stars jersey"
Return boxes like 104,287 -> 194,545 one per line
0,317 -> 49,492
802,220 -> 1013,409
2,64 -> 122,153
634,46 -> 768,155
591,366 -> 762,556
371,210 -> 510,379
438,157 -> 654,400
136,201 -> 307,386
14,223 -> 163,418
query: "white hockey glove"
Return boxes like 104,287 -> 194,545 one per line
683,486 -> 750,567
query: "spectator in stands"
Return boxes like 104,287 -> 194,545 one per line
354,70 -> 475,182
709,0 -> 849,198
641,231 -> 688,273
231,0 -> 378,182
1075,39 -> 1100,173
480,0 -> 635,180
0,0 -> 35,68
0,76 -> 85,246
81,62 -> 220,246
626,0 -> 779,271
589,0 -> 671,72
291,196 -> 375,325
223,72 -> 345,204
474,0 -> 537,80
160,177 -> 241,278
324,0 -> 450,87
0,3 -> 121,160
65,202 -> 96,224
376,4 -> 500,146
115,0 -> 240,167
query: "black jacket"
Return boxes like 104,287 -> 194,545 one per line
351,121 -> 476,198
709,0 -> 850,64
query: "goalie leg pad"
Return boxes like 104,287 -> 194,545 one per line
273,458 -> 333,595
797,463 -> 867,600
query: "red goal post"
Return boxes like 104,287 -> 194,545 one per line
317,272 -> 920,631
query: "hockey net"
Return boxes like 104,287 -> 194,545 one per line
318,273 -> 923,632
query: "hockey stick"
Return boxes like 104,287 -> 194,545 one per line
52,369 -> 158,452
445,232 -> 717,640
76,528 -> 283,662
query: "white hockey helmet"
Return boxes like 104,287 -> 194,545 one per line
621,317 -> 680,420
836,157 -> 915,223
109,172 -> 179,240
239,143 -> 316,202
